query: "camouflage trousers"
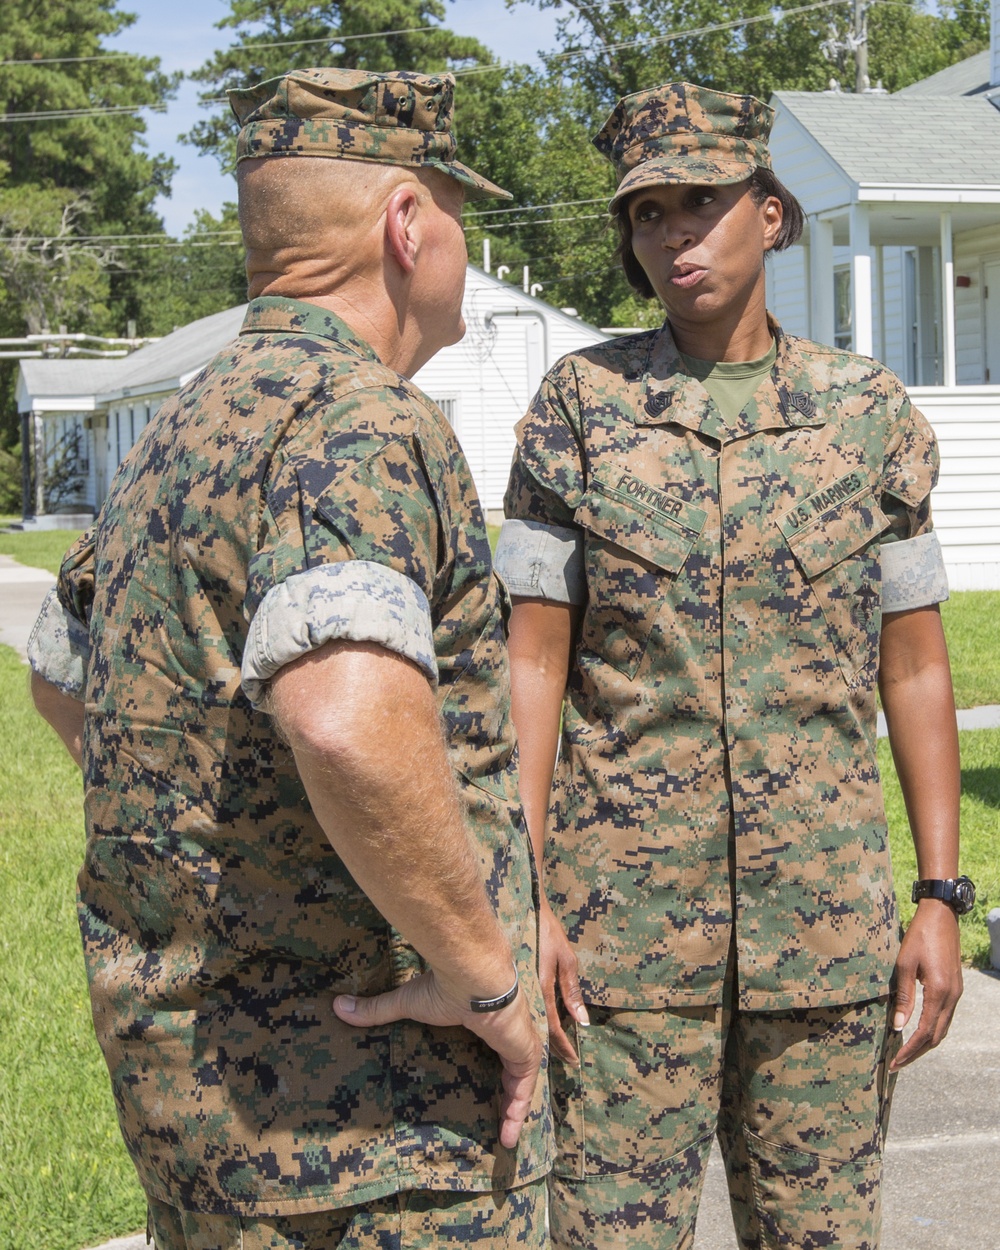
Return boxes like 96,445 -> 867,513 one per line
549,995 -> 899,1250
147,1182 -> 547,1249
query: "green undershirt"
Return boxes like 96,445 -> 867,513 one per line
679,338 -> 778,425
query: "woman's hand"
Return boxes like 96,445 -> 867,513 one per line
890,900 -> 963,1070
539,900 -> 589,1064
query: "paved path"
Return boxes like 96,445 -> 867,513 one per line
2,553 -> 996,1250
0,553 -> 54,660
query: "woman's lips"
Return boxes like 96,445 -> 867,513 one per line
669,265 -> 707,288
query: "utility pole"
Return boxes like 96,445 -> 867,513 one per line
853,0 -> 869,93
820,0 -> 874,93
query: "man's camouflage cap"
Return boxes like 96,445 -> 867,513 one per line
229,67 -> 511,200
593,81 -> 774,209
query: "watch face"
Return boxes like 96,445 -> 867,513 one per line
953,877 -> 976,915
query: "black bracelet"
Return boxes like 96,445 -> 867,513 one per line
469,965 -> 519,1014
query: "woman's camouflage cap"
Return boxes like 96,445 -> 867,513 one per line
229,67 -> 511,200
593,81 -> 774,209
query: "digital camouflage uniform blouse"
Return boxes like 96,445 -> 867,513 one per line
30,297 -> 549,1215
497,320 -> 948,1013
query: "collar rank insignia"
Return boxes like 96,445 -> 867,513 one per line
644,391 -> 674,417
780,389 -> 818,420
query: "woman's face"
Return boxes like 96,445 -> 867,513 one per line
626,180 -> 782,353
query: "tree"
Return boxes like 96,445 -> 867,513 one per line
124,204 -> 249,337
468,0 -> 995,328
0,0 -> 178,479
186,0 -> 499,172
187,0 -> 994,334
511,0 -> 992,107
0,188 -> 116,335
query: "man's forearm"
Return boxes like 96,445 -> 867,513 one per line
268,638 -> 516,1001
31,671 -> 85,769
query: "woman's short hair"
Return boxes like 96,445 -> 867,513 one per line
612,168 -> 806,299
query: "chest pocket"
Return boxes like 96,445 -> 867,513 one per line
777,484 -> 890,686
575,468 -> 706,678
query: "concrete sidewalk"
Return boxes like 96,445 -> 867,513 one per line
3,554 -> 997,1249
0,553 -> 54,660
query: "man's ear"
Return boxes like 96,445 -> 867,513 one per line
384,183 -> 420,276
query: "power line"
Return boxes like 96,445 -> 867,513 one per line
0,52 -> 134,66
0,103 -> 166,123
465,196 -> 608,219
0,0 -> 981,76
3,0 -> 976,127
4,229 -> 238,243
547,0 -> 852,64
467,211 -> 608,230
0,25 -> 443,69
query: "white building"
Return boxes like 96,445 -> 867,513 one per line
766,3 -> 1000,589
413,267 -> 610,512
15,270 -> 608,526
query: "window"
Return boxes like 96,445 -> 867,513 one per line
434,396 -> 459,427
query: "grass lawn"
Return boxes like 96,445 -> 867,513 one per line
881,728 -> 999,968
940,591 -> 1000,710
0,527 -> 83,579
0,646 -> 145,1250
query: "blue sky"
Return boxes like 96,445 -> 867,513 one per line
108,0 -> 562,234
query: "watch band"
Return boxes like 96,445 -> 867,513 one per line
910,876 -> 976,914
911,879 -> 954,903
469,965 -> 519,1014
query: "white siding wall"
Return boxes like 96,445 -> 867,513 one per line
766,247 -> 810,338
769,108 -> 852,217
414,270 -> 607,512
911,387 -> 1000,590
877,247 -> 909,379
954,224 -> 1000,384
41,411 -> 89,511
101,396 -> 163,503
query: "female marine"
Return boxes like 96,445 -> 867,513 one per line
495,82 -> 969,1250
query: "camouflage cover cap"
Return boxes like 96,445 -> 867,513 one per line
229,67 -> 511,200
593,81 -> 774,209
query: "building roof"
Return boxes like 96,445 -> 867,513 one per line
101,303 -> 247,398
895,49 -> 992,97
18,357 -> 127,404
772,91 -> 1000,187
17,305 -> 248,412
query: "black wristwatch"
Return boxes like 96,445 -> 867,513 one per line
910,876 -> 976,915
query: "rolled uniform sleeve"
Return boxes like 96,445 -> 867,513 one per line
879,396 -> 949,613
242,561 -> 436,707
28,587 -> 91,699
501,365 -> 589,606
27,529 -> 95,698
494,519 -> 586,605
242,408 -> 446,708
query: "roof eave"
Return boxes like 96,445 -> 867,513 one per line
858,184 -> 1000,202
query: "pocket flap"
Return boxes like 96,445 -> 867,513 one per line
575,467 -> 706,576
778,482 -> 889,578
